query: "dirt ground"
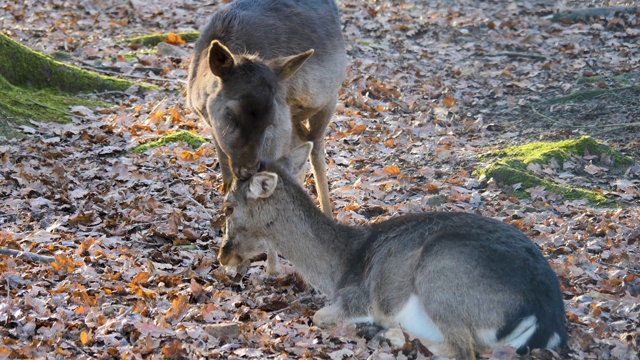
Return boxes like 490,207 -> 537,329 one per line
1,0 -> 639,358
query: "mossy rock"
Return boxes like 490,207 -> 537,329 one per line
131,130 -> 207,153
475,136 -> 634,205
124,32 -> 201,47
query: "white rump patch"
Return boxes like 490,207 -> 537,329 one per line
395,294 -> 444,343
546,332 -> 562,349
501,315 -> 538,349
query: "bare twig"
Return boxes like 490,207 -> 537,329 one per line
0,247 -> 55,263
479,52 -> 547,61
551,6 -> 640,23
571,122 -> 640,128
61,339 -> 93,359
82,66 -> 185,84
530,105 -> 557,123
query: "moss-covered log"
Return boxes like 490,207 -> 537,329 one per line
0,33 -> 136,94
0,75 -> 100,124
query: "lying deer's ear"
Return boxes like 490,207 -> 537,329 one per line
268,49 -> 314,81
248,172 -> 278,199
280,142 -> 312,176
209,40 -> 235,78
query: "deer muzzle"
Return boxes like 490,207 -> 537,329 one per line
234,164 -> 259,180
218,243 -> 243,267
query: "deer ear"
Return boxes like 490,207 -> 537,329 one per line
280,142 -> 312,176
268,49 -> 314,81
208,40 -> 235,78
248,172 -> 278,199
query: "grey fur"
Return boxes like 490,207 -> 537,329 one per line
218,143 -> 567,360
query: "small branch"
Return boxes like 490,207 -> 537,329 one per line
551,7 -> 640,23
81,61 -> 164,75
83,66 -> 185,84
571,122 -> 640,129
479,51 -> 547,61
530,105 -> 557,123
61,339 -> 93,359
0,247 -> 55,263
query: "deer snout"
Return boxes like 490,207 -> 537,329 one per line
234,163 -> 259,180
218,242 -> 243,267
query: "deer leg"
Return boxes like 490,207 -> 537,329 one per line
310,140 -> 331,215
313,300 -> 345,327
441,327 -> 477,360
265,245 -> 280,276
307,104 -> 335,216
214,142 -> 234,193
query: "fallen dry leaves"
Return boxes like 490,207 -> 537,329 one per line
1,0 -> 639,359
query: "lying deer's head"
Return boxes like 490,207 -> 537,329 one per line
217,142 -> 312,267
207,41 -> 314,180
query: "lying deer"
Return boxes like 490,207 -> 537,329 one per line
218,143 -> 567,360
187,0 -> 346,275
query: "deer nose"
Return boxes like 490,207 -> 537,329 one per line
218,242 -> 243,267
234,164 -> 258,180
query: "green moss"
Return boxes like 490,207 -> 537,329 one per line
0,33 -> 144,94
121,48 -> 157,61
0,75 -> 103,125
475,136 -> 632,206
486,136 -> 633,169
476,162 -> 609,205
131,130 -> 207,153
124,32 -> 201,47
577,72 -> 638,85
540,84 -> 640,105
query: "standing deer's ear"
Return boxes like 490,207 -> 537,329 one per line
209,40 -> 235,78
280,142 -> 312,176
248,172 -> 278,199
268,49 -> 314,81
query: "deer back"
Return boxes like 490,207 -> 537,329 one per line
343,213 -> 566,355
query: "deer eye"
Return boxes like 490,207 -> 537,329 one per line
225,109 -> 236,125
223,205 -> 234,216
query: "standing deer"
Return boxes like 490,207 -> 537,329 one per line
218,143 -> 567,360
187,0 -> 346,274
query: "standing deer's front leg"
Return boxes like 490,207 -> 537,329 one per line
214,142 -> 234,194
307,104 -> 335,216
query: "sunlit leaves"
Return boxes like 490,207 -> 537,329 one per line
0,0 -> 639,358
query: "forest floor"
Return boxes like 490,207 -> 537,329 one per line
1,0 -> 639,359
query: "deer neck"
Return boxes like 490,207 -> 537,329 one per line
269,180 -> 366,298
